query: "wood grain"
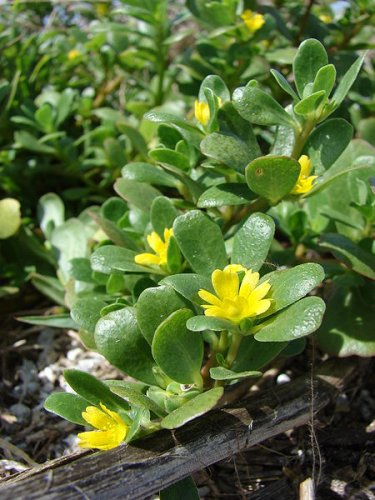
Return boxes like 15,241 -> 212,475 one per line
0,358 -> 357,499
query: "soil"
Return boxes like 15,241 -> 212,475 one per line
1,302 -> 374,499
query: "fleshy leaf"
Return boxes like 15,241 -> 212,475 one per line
137,285 -> 190,345
173,210 -> 227,276
254,297 -> 326,342
44,393 -> 91,426
293,39 -> 328,98
152,309 -> 203,386
160,387 -> 224,429
209,367 -> 261,380
258,263 -> 325,317
95,307 -> 157,385
232,212 -> 275,271
246,156 -> 300,204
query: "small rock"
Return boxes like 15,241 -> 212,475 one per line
9,403 -> 31,425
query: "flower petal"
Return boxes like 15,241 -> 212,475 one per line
239,270 -> 259,298
298,155 -> 311,176
224,264 -> 246,273
250,281 -> 271,301
77,428 -> 126,450
198,289 -> 222,306
253,299 -> 271,315
82,406 -> 112,430
212,269 -> 239,300
134,253 -> 161,266
147,231 -> 164,254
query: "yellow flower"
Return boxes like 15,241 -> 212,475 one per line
134,228 -> 173,267
77,403 -> 128,450
319,14 -> 333,23
241,10 -> 265,33
194,100 -> 210,126
95,2 -> 109,17
290,155 -> 318,195
68,49 -> 81,61
198,265 -> 271,324
194,97 -> 222,126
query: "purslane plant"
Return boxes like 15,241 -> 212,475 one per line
40,38 -> 374,451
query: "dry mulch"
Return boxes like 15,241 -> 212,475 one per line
1,300 -> 374,499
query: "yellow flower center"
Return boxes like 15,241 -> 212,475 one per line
134,228 -> 173,268
77,403 -> 128,450
241,10 -> 265,33
198,264 -> 271,324
68,49 -> 81,61
290,155 -> 318,195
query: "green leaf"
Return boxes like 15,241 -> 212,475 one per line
187,315 -> 235,332
91,245 -> 158,274
115,178 -> 161,212
17,314 -> 77,329
201,132 -> 256,173
95,307 -> 157,385
197,183 -> 256,208
332,54 -> 365,108
144,111 -> 203,148
0,198 -> 21,239
116,123 -> 148,158
198,74 -> 230,102
232,336 -> 287,372
152,309 -> 203,386
69,258 -> 95,283
319,234 -> 375,280
89,211 -> 139,250
121,162 -> 179,188
161,387 -> 223,429
162,273 -> 213,304
209,367 -> 261,381
304,119 -> 353,173
64,369 -> 130,412
50,218 -> 89,283
149,148 -> 191,171
312,64 -> 336,97
317,284 -> 375,357
14,130 -> 55,154
259,263 -> 325,317
254,297 -> 326,342
293,39 -> 328,98
294,90 -> 326,116
71,297 -> 107,335
37,193 -> 64,239
160,477 -> 200,500
173,210 -> 227,276
166,234 -> 182,274
137,285 -> 190,345
44,393 -> 91,426
217,102 -> 261,160
270,69 -> 299,101
232,212 -> 275,271
105,382 -> 165,417
150,196 -> 179,237
35,103 -> 55,133
233,83 -> 296,128
31,274 -> 65,307
246,156 -> 300,204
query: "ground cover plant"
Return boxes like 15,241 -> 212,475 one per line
1,0 -> 374,497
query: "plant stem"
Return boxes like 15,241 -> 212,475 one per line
291,119 -> 316,159
225,332 -> 243,369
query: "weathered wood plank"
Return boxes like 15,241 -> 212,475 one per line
0,358 -> 357,499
